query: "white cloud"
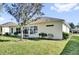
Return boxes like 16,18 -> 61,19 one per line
0,17 -> 4,20
74,6 -> 79,10
50,3 -> 79,12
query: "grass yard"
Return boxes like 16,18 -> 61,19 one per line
0,36 -> 68,55
61,36 -> 79,55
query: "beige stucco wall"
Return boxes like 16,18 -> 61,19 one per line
1,27 -> 16,34
25,21 -> 63,39
2,27 -> 10,34
62,24 -> 70,33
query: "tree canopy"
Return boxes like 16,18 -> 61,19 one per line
69,22 -> 75,29
3,3 -> 44,25
76,23 -> 79,28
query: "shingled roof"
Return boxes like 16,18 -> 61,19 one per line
32,17 -> 70,28
35,17 -> 64,21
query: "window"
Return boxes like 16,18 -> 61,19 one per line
16,28 -> 21,33
1,27 -> 2,32
46,24 -> 54,27
23,27 -> 29,34
30,26 -> 38,34
11,28 -> 13,33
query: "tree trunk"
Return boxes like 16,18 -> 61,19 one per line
20,26 -> 23,40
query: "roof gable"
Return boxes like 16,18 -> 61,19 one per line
0,22 -> 17,27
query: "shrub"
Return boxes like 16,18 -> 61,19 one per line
39,33 -> 47,38
63,32 -> 69,39
4,32 -> 10,36
14,32 -> 18,35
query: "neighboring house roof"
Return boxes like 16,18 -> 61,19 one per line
71,27 -> 79,31
0,22 -> 17,27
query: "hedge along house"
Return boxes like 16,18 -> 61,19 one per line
23,17 -> 70,39
0,22 -> 17,35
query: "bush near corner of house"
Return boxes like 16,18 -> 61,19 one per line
63,32 -> 69,39
39,33 -> 47,38
4,32 -> 10,36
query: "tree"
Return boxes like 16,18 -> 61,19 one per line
69,22 -> 75,29
0,4 -> 2,10
76,23 -> 79,28
3,3 -> 44,40
0,3 -> 3,15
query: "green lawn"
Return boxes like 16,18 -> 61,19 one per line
61,36 -> 79,55
0,36 -> 68,55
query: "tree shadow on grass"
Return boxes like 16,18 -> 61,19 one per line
60,40 -> 79,55
0,39 -> 10,42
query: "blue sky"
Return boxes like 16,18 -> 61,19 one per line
0,3 -> 79,25
42,3 -> 79,25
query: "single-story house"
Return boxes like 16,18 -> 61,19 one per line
71,27 -> 79,33
0,22 -> 17,35
0,17 -> 70,39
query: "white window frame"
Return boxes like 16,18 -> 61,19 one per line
30,26 -> 38,34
